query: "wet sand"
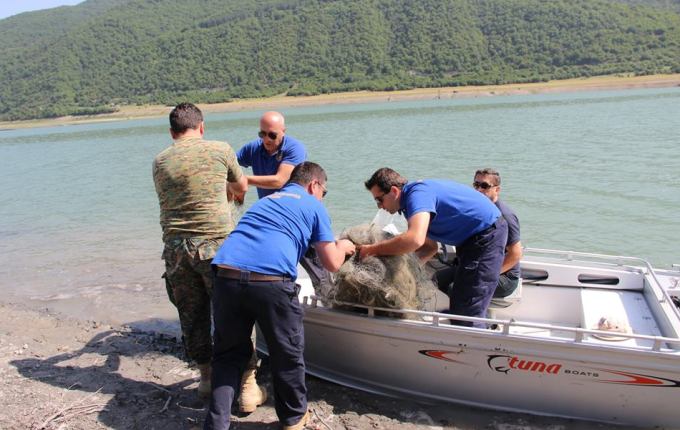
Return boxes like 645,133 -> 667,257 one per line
2,73 -> 679,130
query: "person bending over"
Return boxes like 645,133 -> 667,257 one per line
359,167 -> 507,328
205,162 -> 355,430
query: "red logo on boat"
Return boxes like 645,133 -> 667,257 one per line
486,354 -> 680,387
594,369 -> 680,387
418,350 -> 465,364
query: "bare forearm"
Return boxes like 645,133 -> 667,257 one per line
501,241 -> 523,274
316,239 -> 356,272
415,239 -> 439,265
364,234 -> 422,257
246,175 -> 286,190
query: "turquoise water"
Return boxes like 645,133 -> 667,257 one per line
1,87 -> 679,325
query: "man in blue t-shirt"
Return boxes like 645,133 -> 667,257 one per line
205,162 -> 355,430
473,168 -> 522,298
360,167 -> 507,328
234,111 -> 307,200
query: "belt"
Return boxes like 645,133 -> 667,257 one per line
464,216 -> 503,245
216,267 -> 291,282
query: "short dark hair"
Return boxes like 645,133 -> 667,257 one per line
364,167 -> 407,193
289,161 -> 327,186
169,102 -> 203,134
475,168 -> 501,185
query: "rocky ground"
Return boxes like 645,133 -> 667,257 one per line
0,302 -> 643,430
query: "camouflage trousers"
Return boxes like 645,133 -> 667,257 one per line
162,237 -> 258,368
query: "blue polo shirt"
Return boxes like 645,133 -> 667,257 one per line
236,135 -> 307,199
212,183 -> 335,279
400,180 -> 500,246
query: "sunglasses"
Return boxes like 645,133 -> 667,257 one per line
374,192 -> 387,204
317,181 -> 328,198
473,181 -> 497,190
258,130 -> 278,140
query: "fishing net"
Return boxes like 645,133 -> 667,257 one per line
316,223 -> 439,319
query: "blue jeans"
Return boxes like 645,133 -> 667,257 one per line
449,217 -> 508,328
204,277 -> 307,430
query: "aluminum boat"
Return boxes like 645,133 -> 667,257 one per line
259,246 -> 680,427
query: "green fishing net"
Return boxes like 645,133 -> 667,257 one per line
317,224 -> 439,318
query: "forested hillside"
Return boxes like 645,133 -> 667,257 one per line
1,0 -> 679,120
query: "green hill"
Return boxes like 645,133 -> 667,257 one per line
1,0 -> 679,120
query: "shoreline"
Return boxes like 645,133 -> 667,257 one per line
2,73 -> 679,130
0,300 -> 638,429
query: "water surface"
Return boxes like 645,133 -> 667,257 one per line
1,87 -> 679,327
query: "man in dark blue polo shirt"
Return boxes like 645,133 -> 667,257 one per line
360,167 -> 507,328
204,162 -> 355,430
434,168 -> 523,303
473,168 -> 522,299
235,111 -> 307,199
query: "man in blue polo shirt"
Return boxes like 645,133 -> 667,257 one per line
360,167 -> 507,328
234,111 -> 307,199
234,110 -> 332,302
205,162 -> 355,430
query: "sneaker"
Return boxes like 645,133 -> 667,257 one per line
282,410 -> 309,430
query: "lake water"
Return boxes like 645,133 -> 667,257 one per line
1,87 -> 679,329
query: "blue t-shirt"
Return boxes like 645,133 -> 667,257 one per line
399,179 -> 500,246
212,183 -> 334,279
236,135 -> 307,199
496,199 -> 521,278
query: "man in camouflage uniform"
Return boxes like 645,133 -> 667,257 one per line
153,102 -> 248,398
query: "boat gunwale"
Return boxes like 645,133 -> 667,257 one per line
302,296 -> 680,354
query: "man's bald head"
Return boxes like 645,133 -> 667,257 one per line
259,111 -> 287,154
260,111 -> 285,129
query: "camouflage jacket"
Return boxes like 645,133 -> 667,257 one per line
153,137 -> 243,242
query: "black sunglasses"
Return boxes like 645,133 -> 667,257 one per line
258,130 -> 278,140
318,181 -> 328,198
473,181 -> 497,190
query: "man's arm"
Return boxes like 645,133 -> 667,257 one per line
314,239 -> 356,272
415,237 -> 439,265
246,163 -> 296,190
501,240 -> 523,274
359,212 -> 431,259
227,175 -> 248,203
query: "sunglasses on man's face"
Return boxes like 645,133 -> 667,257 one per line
317,181 -> 328,198
473,181 -> 497,190
258,130 -> 278,140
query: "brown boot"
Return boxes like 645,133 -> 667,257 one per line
197,363 -> 211,399
238,367 -> 267,413
282,410 -> 309,430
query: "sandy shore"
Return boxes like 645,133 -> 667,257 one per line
0,301 -> 647,430
2,73 -> 679,130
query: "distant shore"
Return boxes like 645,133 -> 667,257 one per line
2,73 -> 679,130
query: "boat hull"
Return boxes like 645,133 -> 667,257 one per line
296,305 -> 680,427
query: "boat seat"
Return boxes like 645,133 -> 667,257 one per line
580,288 -> 661,348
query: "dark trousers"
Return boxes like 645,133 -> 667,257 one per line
449,217 -> 508,328
435,265 -> 519,298
299,246 -> 333,297
204,277 -> 307,430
